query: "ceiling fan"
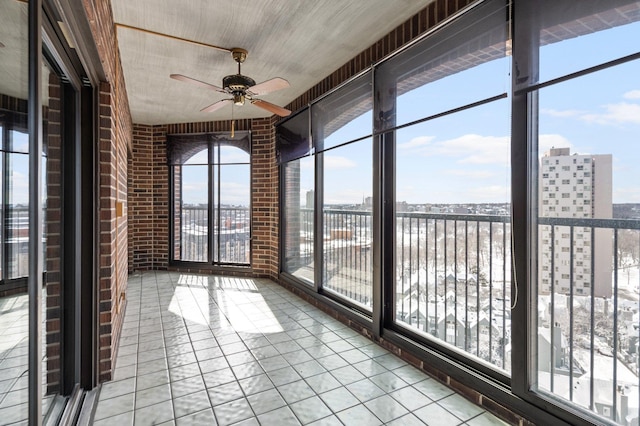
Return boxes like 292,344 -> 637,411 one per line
170,48 -> 291,117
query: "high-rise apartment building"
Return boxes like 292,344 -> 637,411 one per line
539,147 -> 613,298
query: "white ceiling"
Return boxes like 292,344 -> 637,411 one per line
110,0 -> 433,125
0,1 -> 29,102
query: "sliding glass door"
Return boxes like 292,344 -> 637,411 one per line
0,0 -> 31,423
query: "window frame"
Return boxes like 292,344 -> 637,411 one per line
168,131 -> 253,269
277,0 -> 640,424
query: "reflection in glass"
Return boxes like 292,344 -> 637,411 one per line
218,164 -> 250,264
0,0 -> 30,422
283,156 -> 314,284
180,164 -> 209,262
6,151 -> 29,279
374,0 -> 508,132
312,72 -> 372,152
526,0 -> 640,87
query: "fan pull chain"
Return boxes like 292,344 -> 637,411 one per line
231,104 -> 235,138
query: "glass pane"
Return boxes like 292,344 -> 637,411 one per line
7,152 -> 29,279
276,108 -> 311,164
395,97 -> 511,373
218,164 -> 250,264
534,58 -> 640,422
516,0 -> 640,89
0,139 -> 2,281
0,0 -> 29,422
219,145 -> 249,164
180,165 -> 208,261
184,146 -> 208,165
312,72 -> 372,152
10,128 -> 29,153
375,0 -> 508,131
283,156 -> 314,284
322,138 -> 373,309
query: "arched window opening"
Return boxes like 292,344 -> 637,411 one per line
169,132 -> 251,266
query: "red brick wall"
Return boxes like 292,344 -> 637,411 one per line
128,124 -> 169,272
128,119 -> 279,280
128,124 -> 155,269
250,118 -> 279,280
125,0 -> 478,281
285,0 -> 474,112
83,0 -> 133,382
45,75 -> 62,394
123,2 -> 535,424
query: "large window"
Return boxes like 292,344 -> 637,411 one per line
0,0 -> 29,421
170,132 -> 251,266
376,0 -> 511,373
279,80 -> 375,310
314,73 -> 373,310
279,0 -> 640,424
276,73 -> 373,312
280,109 -> 314,284
516,0 -> 640,422
1,115 -> 29,281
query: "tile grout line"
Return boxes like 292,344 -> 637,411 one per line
97,271 -> 505,426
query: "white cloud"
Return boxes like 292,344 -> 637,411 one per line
580,102 -> 640,125
463,185 -> 510,203
614,187 -> 640,203
324,188 -> 369,205
298,156 -> 314,170
220,181 -> 250,205
398,135 -> 435,149
398,133 -> 511,166
219,148 -> 250,163
445,169 -> 495,179
324,155 -> 357,169
185,150 -> 208,164
437,134 -> 510,165
416,184 -> 510,204
538,134 -> 574,156
541,89 -> 640,126
10,170 -> 29,204
540,108 -> 585,118
623,90 -> 640,100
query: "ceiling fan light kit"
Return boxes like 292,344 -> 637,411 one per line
170,47 -> 292,117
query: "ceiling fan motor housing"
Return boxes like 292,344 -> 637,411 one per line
223,74 -> 256,92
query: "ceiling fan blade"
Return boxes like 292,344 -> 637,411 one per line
201,99 -> 233,113
247,77 -> 290,96
251,99 -> 291,117
170,74 -> 226,93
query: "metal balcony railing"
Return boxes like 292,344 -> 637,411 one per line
0,206 -> 32,280
395,212 -> 512,372
322,209 -> 373,308
180,206 -> 250,264
537,216 -> 640,419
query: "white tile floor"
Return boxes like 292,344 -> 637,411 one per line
93,271 -> 510,426
0,291 -> 54,425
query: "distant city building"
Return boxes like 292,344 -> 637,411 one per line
306,190 -> 314,209
539,147 -> 612,298
396,201 -> 408,212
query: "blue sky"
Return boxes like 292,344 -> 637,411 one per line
302,19 -> 640,207
12,17 -> 637,209
180,145 -> 250,206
